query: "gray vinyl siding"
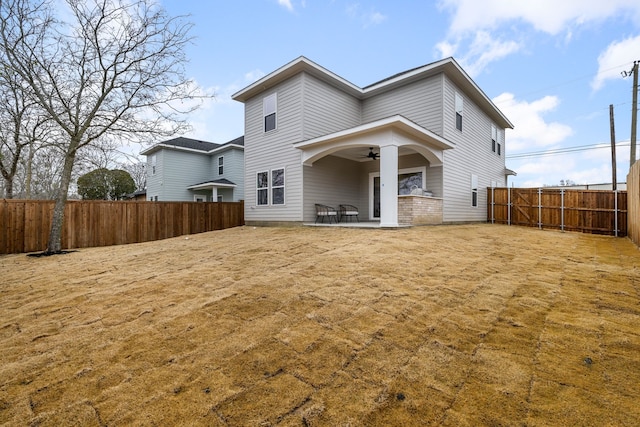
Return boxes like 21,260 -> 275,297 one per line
212,147 -> 244,202
301,72 -> 361,139
244,72 -> 363,222
149,150 -> 211,201
441,76 -> 507,222
244,75 -> 304,222
362,75 -> 443,133
303,156 -> 363,222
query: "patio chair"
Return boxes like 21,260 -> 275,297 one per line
339,204 -> 359,222
315,204 -> 338,223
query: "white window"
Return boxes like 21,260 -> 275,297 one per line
491,124 -> 497,153
150,154 -> 157,175
471,174 -> 478,207
257,171 -> 269,205
263,93 -> 277,132
218,156 -> 224,175
256,169 -> 285,206
271,168 -> 285,205
455,92 -> 463,131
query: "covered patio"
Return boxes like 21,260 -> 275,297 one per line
294,115 -> 453,227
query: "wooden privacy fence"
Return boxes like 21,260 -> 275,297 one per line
628,161 -> 640,247
0,199 -> 244,255
488,188 -> 627,237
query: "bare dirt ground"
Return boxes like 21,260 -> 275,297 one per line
1,224 -> 639,426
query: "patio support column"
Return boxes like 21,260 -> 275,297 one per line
211,186 -> 218,202
379,143 -> 399,227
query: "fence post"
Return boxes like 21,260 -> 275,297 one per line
615,189 -> 618,237
538,188 -> 542,229
507,187 -> 511,226
491,187 -> 495,224
561,189 -> 565,232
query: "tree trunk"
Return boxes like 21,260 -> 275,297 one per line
46,147 -> 76,253
5,178 -> 13,198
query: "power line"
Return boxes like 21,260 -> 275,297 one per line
506,141 -> 630,159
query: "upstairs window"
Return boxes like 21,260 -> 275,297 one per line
263,93 -> 277,132
150,154 -> 157,175
455,92 -> 463,131
491,124 -> 497,153
218,156 -> 224,175
471,174 -> 478,207
497,129 -> 502,156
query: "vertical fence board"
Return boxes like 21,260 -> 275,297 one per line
0,200 -> 244,255
488,188 -> 627,237
627,162 -> 640,246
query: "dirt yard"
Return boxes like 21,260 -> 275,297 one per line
1,224 -> 639,426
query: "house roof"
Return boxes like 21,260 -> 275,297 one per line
231,56 -> 513,130
187,178 -> 237,191
140,136 -> 244,156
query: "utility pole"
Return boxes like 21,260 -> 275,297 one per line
630,61 -> 638,168
610,104 -> 617,190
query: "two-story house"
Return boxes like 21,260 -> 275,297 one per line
232,56 -> 514,227
141,136 -> 244,202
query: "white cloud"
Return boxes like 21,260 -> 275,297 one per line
438,0 -> 640,36
278,0 -> 294,12
494,92 -> 574,152
455,31 -> 522,77
591,35 -> 640,91
346,3 -> 387,28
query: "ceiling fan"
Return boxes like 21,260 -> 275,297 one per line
362,147 -> 379,160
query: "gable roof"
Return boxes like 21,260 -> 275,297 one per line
140,136 -> 244,156
232,56 -> 513,129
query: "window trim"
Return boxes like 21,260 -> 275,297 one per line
256,171 -> 269,205
471,174 -> 478,208
263,93 -> 277,133
151,154 -> 157,175
271,167 -> 285,205
218,156 -> 224,175
491,124 -> 497,153
455,92 -> 463,132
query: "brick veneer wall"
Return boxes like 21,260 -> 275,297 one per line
398,196 -> 443,225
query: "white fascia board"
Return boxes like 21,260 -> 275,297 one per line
187,182 -> 237,190
232,56 -> 362,102
294,115 -> 455,151
140,144 -> 211,156
206,144 -> 245,155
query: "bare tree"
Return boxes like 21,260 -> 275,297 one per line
0,0 -> 207,253
0,66 -> 50,198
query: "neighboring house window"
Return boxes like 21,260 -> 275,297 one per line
271,168 -> 285,205
471,174 -> 478,207
151,154 -> 157,175
455,92 -> 463,131
218,156 -> 224,175
154,196 -> 158,201
257,171 -> 269,205
491,124 -> 497,153
497,129 -> 502,156
217,195 -> 223,202
263,93 -> 277,132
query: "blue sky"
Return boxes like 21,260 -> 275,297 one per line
158,0 -> 640,187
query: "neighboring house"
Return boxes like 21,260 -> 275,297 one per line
232,56 -> 514,227
141,136 -> 244,202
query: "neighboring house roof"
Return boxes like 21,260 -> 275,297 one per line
187,178 -> 237,191
140,136 -> 244,156
232,56 -> 513,130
